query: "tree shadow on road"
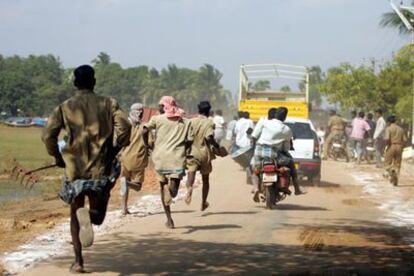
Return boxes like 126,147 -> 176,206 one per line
176,224 -> 242,234
50,232 -> 414,275
254,204 -> 329,211
273,204 -> 329,211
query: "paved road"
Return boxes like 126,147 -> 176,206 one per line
22,158 -> 414,275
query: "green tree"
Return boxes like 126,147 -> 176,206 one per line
320,63 -> 377,110
280,85 -> 291,92
0,52 -> 235,118
252,80 -> 271,91
380,10 -> 414,35
92,52 -> 111,67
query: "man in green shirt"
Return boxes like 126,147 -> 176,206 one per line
185,101 -> 220,211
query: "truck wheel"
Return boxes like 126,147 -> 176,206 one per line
265,185 -> 276,209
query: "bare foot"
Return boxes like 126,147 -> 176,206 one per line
201,201 -> 209,211
70,263 -> 86,274
163,185 -> 173,206
253,191 -> 260,203
76,208 -> 94,248
165,219 -> 175,229
294,189 -> 307,196
184,188 -> 193,205
121,209 -> 131,216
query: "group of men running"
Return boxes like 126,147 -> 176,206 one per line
41,64 -> 309,272
42,65 -> 226,272
323,109 -> 407,180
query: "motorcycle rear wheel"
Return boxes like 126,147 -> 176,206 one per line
265,185 -> 276,209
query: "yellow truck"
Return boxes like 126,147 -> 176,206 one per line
238,63 -> 322,184
238,63 -> 310,121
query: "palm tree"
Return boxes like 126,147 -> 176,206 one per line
380,9 -> 414,34
197,64 -> 223,101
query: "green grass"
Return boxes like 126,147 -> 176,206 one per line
0,125 -> 62,201
0,125 -> 53,172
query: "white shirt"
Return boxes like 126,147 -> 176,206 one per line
225,119 -> 237,140
213,115 -> 225,129
373,116 -> 386,139
235,118 -> 254,148
252,118 -> 292,150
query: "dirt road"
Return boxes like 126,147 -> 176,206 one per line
17,158 -> 414,275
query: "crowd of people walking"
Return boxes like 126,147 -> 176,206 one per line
322,108 -> 407,182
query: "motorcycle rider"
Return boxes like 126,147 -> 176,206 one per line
322,110 -> 346,160
251,107 -> 306,202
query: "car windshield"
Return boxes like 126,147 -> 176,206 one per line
284,122 -> 315,140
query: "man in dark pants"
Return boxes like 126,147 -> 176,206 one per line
42,65 -> 131,272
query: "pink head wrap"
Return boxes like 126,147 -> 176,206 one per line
159,96 -> 182,118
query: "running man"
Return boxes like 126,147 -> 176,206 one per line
185,101 -> 220,211
119,103 -> 149,216
42,65 -> 131,272
143,96 -> 193,229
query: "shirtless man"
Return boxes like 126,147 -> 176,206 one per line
119,103 -> 149,215
185,101 -> 220,211
42,65 -> 130,272
143,96 -> 193,228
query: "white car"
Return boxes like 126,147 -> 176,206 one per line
284,118 -> 321,184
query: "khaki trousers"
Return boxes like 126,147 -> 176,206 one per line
384,144 -> 403,174
323,130 -> 344,158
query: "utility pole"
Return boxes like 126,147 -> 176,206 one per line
389,0 -> 414,158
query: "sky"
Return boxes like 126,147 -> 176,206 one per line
0,0 -> 410,93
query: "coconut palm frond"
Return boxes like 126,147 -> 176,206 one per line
380,10 -> 414,35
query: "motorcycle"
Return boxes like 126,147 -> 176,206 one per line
258,157 -> 291,209
365,138 -> 375,164
329,134 -> 349,162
